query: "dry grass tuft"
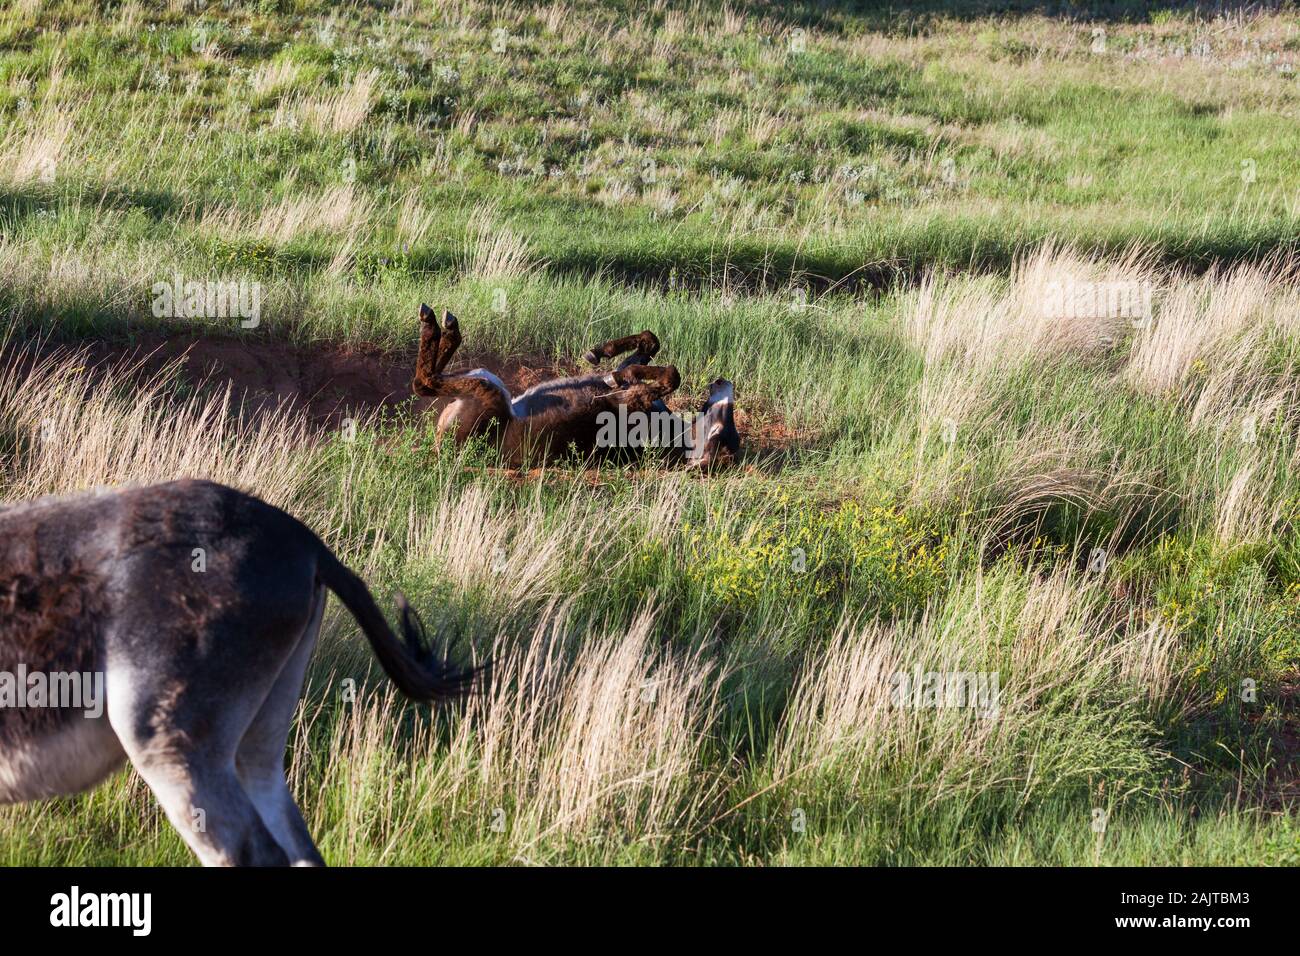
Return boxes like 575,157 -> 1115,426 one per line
395,188 -> 437,246
250,58 -> 302,97
0,109 -> 73,185
906,243 -> 1157,370
462,204 -> 542,281
294,69 -> 382,134
1126,262 -> 1275,397
767,570 -> 1178,803
301,604 -> 721,859
202,183 -> 372,244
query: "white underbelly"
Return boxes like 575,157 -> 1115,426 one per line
0,718 -> 127,804
437,399 -> 468,436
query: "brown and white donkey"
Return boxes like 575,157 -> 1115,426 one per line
412,305 -> 740,468
0,479 -> 478,865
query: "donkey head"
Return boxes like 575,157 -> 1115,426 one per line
688,378 -> 741,469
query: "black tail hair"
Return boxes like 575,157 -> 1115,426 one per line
317,547 -> 486,701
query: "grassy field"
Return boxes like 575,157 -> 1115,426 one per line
2,0 -> 1300,865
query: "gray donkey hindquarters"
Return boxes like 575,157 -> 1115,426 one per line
0,479 -> 477,866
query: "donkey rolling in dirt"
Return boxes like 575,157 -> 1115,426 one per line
0,479 -> 478,866
411,304 -> 741,468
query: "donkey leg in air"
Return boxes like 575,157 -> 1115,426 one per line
413,303 -> 463,392
412,305 -> 513,442
582,330 -> 661,369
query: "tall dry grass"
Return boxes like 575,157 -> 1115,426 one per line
0,348 -> 313,509
898,246 -> 1300,542
1126,263 -> 1276,397
904,242 -> 1158,370
292,68 -> 382,134
291,605 -> 721,862
202,183 -> 373,244
249,58 -> 302,97
461,204 -> 542,281
0,107 -> 73,185
766,570 -> 1182,807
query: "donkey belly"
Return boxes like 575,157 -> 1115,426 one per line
0,717 -> 126,804
436,399 -> 466,437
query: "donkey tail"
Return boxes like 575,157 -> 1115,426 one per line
315,546 -> 484,701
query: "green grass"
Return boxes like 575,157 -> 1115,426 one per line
1,1 -> 1298,865
2,0 -> 1299,318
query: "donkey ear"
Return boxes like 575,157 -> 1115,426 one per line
419,303 -> 435,322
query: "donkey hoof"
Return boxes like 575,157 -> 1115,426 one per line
443,310 -> 459,331
419,303 -> 437,324
583,349 -> 600,365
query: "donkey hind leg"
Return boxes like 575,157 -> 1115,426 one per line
234,585 -> 327,866
414,305 -> 463,395
432,308 -> 462,371
111,714 -> 288,866
107,632 -> 310,866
